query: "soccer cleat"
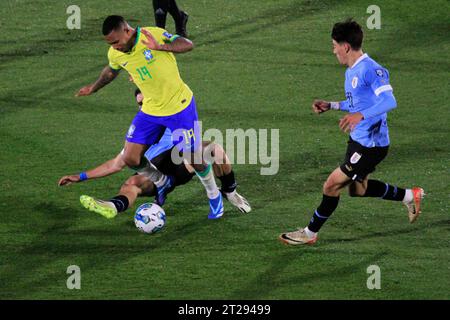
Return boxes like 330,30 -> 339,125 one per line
222,190 -> 251,213
404,187 -> 425,223
279,228 -> 318,245
80,195 -> 118,219
175,11 -> 189,38
208,192 -> 224,219
155,175 -> 175,206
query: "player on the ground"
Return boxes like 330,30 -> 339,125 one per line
76,15 -> 224,219
59,89 -> 251,218
58,130 -> 251,218
279,19 -> 424,246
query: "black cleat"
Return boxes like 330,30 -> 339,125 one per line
175,11 -> 189,38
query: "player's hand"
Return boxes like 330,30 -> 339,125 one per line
76,84 -> 95,97
312,100 -> 330,114
58,175 -> 80,186
141,28 -> 163,50
339,112 -> 364,133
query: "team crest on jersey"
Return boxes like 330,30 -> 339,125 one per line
350,152 -> 362,164
376,69 -> 384,77
351,76 -> 358,89
143,49 -> 153,61
127,125 -> 136,138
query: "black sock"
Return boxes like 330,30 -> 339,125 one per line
218,171 -> 237,193
153,0 -> 168,28
167,0 -> 182,19
364,180 -> 405,201
153,0 -> 169,11
109,195 -> 130,213
307,195 -> 339,233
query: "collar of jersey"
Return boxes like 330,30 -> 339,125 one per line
350,53 -> 368,69
129,27 -> 141,53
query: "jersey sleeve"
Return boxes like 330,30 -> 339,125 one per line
339,100 -> 350,112
144,27 -> 180,45
364,66 -> 393,96
107,47 -> 121,71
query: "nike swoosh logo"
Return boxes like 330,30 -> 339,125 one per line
121,62 -> 128,67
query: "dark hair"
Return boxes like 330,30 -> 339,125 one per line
331,19 -> 363,50
102,15 -> 125,35
135,88 -> 142,106
134,88 -> 141,97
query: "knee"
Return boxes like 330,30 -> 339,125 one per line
348,189 -> 363,197
322,179 -> 338,195
348,183 -> 367,197
123,154 -> 141,168
120,181 -> 140,195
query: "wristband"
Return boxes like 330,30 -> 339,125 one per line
79,172 -> 88,181
330,102 -> 340,110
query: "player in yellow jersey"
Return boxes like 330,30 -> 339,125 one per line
76,15 -> 224,219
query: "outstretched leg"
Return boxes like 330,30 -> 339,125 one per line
80,175 -> 156,219
279,167 -> 352,245
349,178 -> 424,223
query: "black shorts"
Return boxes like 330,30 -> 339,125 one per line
340,138 -> 389,183
150,148 -> 195,186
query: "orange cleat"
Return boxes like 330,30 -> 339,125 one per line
404,187 -> 425,223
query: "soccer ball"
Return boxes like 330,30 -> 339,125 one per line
134,203 -> 166,234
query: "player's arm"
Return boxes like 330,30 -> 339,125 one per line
360,67 -> 397,119
312,99 -> 352,114
360,90 -> 397,119
141,28 -> 193,53
76,65 -> 120,97
339,92 -> 396,133
58,153 -> 126,186
339,68 -> 397,132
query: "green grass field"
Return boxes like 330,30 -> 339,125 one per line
0,0 -> 449,299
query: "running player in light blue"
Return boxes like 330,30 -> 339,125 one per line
280,19 -> 424,245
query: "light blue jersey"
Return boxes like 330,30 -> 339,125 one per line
339,53 -> 396,147
144,128 -> 174,160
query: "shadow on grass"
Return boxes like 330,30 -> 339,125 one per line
0,200 -> 207,298
229,250 -> 388,299
323,219 -> 450,243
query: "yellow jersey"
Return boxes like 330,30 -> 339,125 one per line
108,27 -> 193,116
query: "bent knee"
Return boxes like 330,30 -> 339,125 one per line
322,180 -> 339,195
348,189 -> 365,197
348,182 -> 367,197
123,155 -> 141,168
120,182 -> 140,194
